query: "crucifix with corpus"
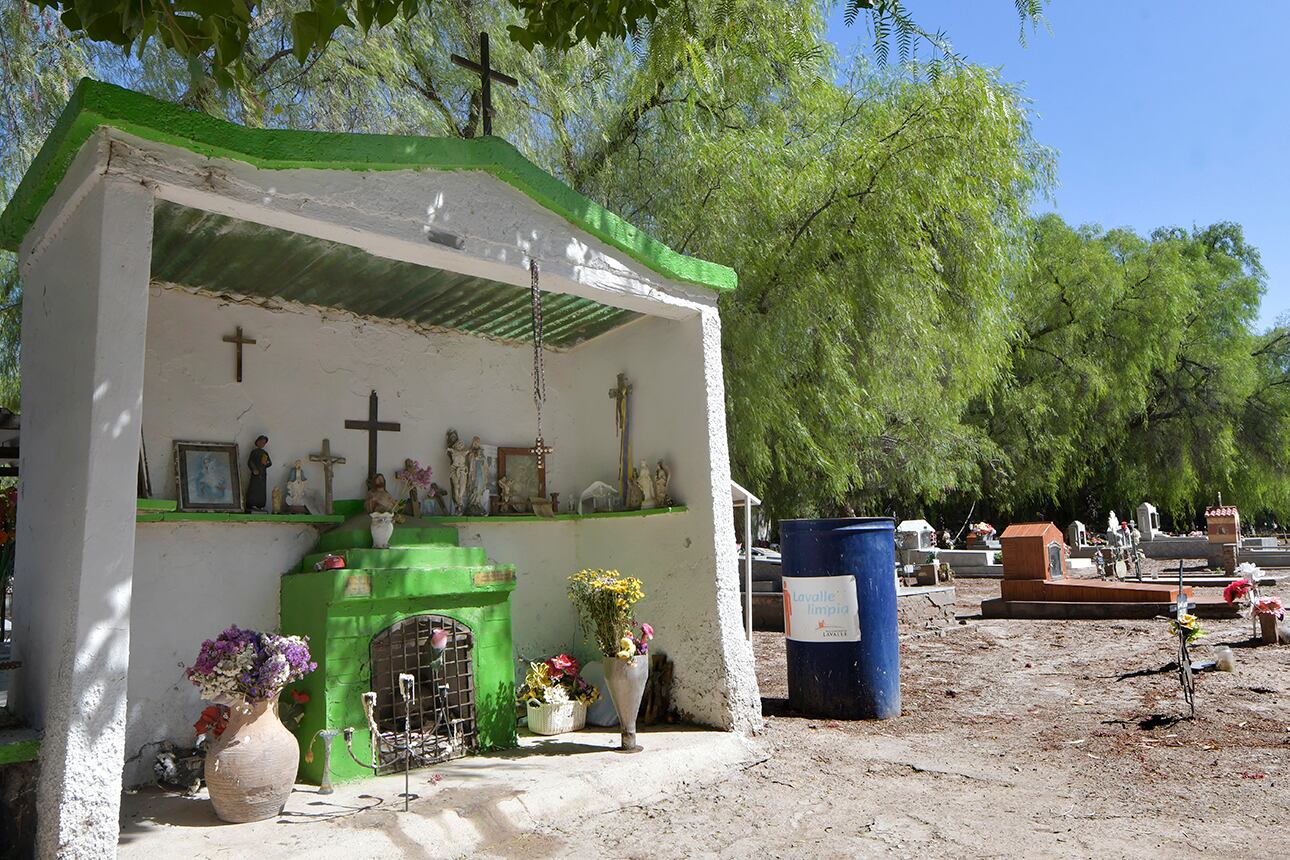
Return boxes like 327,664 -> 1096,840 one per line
309,438 -> 347,515
345,390 -> 401,482
451,32 -> 519,137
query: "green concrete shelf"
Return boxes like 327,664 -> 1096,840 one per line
0,730 -> 40,765
419,506 -> 689,524
135,498 -> 178,512
136,510 -> 345,525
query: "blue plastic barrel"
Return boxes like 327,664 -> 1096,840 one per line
780,517 -> 900,720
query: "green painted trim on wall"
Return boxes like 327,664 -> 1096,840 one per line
136,498 -> 178,511
136,511 -> 344,524
0,738 -> 40,765
326,502 -> 688,524
0,80 -> 737,294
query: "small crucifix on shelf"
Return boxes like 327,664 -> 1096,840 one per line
309,438 -> 347,515
222,326 -> 256,383
344,390 -> 401,480
451,31 -> 518,137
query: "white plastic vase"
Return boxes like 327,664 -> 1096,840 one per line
369,512 -> 395,549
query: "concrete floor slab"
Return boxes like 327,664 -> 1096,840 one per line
117,727 -> 757,859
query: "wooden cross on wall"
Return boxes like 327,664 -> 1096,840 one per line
222,326 -> 256,383
344,391 -> 401,480
451,32 -> 518,137
309,438 -> 347,515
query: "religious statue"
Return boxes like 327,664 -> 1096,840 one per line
271,486 -> 284,515
464,436 -> 488,515
608,373 -> 632,506
939,529 -> 953,550
285,459 -> 309,513
653,460 -> 672,507
626,465 -> 644,510
497,475 -> 513,512
446,429 -> 470,515
245,435 -> 271,512
364,473 -> 398,514
635,459 -> 656,510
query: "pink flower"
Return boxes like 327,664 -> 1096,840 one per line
1224,578 -> 1253,604
547,653 -> 577,678
430,628 -> 449,651
640,622 -> 654,641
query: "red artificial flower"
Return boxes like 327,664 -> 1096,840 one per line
1224,578 -> 1254,605
290,688 -> 310,704
547,653 -> 578,679
193,705 -> 227,738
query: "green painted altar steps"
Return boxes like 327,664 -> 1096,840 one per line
281,518 -> 517,784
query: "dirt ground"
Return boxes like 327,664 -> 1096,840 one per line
484,569 -> 1290,859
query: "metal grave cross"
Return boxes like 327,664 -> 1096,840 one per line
309,438 -> 347,515
222,326 -> 257,383
344,391 -> 401,481
451,31 -> 519,137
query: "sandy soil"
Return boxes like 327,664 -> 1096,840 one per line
484,573 -> 1290,859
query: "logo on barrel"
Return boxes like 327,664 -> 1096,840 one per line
782,574 -> 862,643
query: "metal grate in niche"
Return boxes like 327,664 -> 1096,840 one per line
369,614 -> 477,774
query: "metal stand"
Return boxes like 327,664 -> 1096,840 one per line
398,673 -> 416,811
306,729 -> 341,794
1175,560 -> 1195,718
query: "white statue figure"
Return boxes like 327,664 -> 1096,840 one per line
285,459 -> 309,512
653,460 -> 671,507
1106,511 -> 1122,547
446,429 -> 469,515
464,436 -> 487,515
636,459 -> 656,509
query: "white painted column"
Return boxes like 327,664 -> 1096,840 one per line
11,176 -> 153,858
688,306 -> 761,732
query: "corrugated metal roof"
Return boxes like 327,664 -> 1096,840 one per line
149,202 -> 641,348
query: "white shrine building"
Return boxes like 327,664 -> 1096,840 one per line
0,80 -> 759,856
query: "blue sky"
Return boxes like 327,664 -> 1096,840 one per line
825,3 -> 1290,330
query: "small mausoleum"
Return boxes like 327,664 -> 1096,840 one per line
1206,505 -> 1240,545
0,80 -> 760,854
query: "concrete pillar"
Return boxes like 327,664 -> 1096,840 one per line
687,306 -> 761,732
11,177 -> 153,858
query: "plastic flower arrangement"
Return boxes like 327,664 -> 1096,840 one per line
1252,596 -> 1285,619
1168,613 -> 1205,644
515,654 -> 600,706
394,459 -> 434,511
568,568 -> 647,658
616,621 -> 654,659
1224,578 -> 1255,605
186,625 -> 317,704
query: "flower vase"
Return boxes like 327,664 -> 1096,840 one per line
369,511 -> 395,549
205,699 -> 300,823
602,655 -> 650,753
1259,613 -> 1280,645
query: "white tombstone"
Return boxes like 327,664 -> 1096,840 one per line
1136,502 -> 1161,541
1067,520 -> 1086,548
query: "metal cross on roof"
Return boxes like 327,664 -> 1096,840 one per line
451,31 -> 519,137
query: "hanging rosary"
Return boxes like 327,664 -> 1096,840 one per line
529,258 -> 551,470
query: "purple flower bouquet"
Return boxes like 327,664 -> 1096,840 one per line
186,625 -> 316,703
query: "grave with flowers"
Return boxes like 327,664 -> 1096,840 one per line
0,81 -> 759,854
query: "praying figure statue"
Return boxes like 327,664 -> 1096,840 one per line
285,459 -> 309,513
245,435 -> 271,512
497,475 -> 514,512
636,459 -> 656,510
653,460 -> 672,507
464,436 -> 487,515
446,429 -> 469,515
364,473 -> 398,514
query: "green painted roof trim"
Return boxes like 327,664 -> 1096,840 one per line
0,80 -> 737,293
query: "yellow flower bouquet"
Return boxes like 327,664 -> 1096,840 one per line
568,568 -> 646,659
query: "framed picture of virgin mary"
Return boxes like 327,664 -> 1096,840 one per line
497,447 -> 546,514
174,440 -> 243,512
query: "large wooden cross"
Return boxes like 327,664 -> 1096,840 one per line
608,373 -> 632,504
344,391 -> 401,481
222,326 -> 256,383
451,32 -> 518,137
309,438 -> 347,515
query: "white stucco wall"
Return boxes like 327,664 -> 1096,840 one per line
142,286 -> 576,505
124,523 -> 319,786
